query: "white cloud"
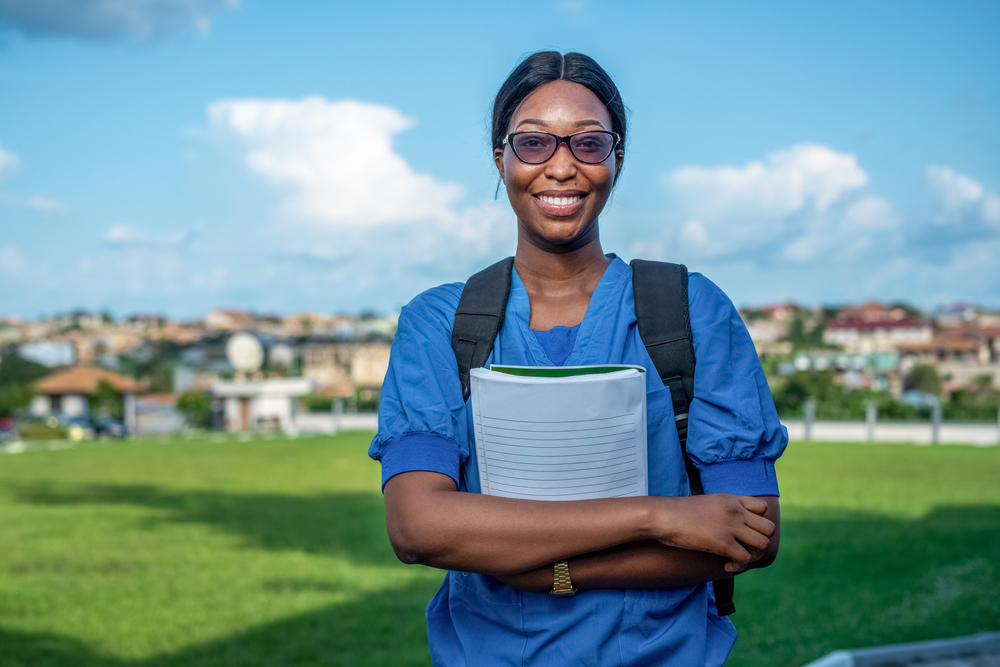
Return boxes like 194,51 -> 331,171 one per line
0,0 -> 238,42
0,244 -> 28,277
659,143 -> 894,262
0,142 -> 19,178
679,219 -> 709,250
634,153 -> 1000,308
666,144 -> 868,219
25,195 -> 65,214
926,165 -> 1000,228
843,195 -> 898,230
209,96 -> 463,228
104,224 -> 195,250
209,95 -> 516,296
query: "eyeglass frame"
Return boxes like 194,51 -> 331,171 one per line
502,129 -> 622,165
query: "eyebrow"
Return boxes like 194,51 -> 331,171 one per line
514,118 -> 608,130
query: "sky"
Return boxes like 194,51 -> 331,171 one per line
0,0 -> 997,319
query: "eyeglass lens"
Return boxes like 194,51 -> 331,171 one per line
510,132 -> 616,164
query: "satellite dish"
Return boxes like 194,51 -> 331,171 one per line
269,343 -> 295,367
226,333 -> 264,374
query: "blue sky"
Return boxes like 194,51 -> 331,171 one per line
0,0 -> 997,318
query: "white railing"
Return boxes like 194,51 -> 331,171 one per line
294,412 -> 379,434
782,419 -> 1000,446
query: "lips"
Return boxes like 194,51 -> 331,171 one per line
533,191 -> 587,216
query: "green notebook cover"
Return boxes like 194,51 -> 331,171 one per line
488,364 -> 645,378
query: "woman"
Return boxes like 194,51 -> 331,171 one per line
369,51 -> 787,666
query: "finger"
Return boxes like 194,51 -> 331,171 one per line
723,541 -> 753,567
740,496 -> 768,515
725,559 -> 749,573
745,513 -> 775,537
736,528 -> 770,552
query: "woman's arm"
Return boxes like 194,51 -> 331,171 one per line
383,471 -> 775,577
493,496 -> 780,592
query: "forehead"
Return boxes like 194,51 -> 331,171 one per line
509,80 -> 612,131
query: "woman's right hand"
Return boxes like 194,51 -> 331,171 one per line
654,494 -> 774,572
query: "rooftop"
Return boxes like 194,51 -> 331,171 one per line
36,367 -> 145,394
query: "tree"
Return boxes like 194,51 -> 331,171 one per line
906,364 -> 942,395
771,371 -> 844,417
176,391 -> 211,428
0,383 -> 35,419
89,380 -> 124,421
0,349 -> 47,418
0,349 -> 49,386
144,362 -> 174,394
889,302 -> 923,319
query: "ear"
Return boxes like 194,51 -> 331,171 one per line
494,147 -> 505,183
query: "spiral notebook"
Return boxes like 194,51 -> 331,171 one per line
469,365 -> 648,500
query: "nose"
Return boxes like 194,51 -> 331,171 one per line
543,141 -> 578,181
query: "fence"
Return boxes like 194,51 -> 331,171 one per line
294,412 -> 379,434
785,399 -> 1000,445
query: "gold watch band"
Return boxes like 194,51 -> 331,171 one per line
550,561 -> 577,596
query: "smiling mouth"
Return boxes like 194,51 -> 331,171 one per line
537,194 -> 583,205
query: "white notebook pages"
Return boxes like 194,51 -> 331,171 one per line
469,365 -> 648,501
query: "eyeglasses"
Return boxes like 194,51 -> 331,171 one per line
503,130 -> 621,165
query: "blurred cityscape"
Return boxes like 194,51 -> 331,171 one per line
0,307 -> 397,440
1,296 -> 999,442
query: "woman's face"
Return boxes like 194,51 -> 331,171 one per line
495,80 -> 622,253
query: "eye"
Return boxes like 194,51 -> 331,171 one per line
515,134 -> 549,149
571,133 -> 612,154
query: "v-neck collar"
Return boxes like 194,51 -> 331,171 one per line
507,255 -> 628,367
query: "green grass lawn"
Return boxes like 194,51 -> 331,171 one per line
0,434 -> 997,667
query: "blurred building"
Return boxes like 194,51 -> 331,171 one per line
282,311 -> 332,337
899,325 -> 1000,391
205,309 -> 257,332
823,317 -> 931,354
31,367 -> 145,431
300,341 -> 390,395
211,378 -> 314,432
0,317 -> 22,343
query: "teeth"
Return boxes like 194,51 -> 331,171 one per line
539,195 -> 581,205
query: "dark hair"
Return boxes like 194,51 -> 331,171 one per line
491,52 -> 627,169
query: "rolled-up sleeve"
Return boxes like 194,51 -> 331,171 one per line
685,274 -> 787,496
368,283 -> 470,491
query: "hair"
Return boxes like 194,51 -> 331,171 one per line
491,51 -> 628,174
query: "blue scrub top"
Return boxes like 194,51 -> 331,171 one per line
370,256 -> 787,667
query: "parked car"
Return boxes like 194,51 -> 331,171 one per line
94,417 -> 127,439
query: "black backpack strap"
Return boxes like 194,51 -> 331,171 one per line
451,257 -> 514,402
630,259 -> 736,617
630,260 -> 699,490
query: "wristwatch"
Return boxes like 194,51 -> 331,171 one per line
549,561 -> 577,597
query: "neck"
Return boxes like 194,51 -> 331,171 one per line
514,233 -> 611,301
